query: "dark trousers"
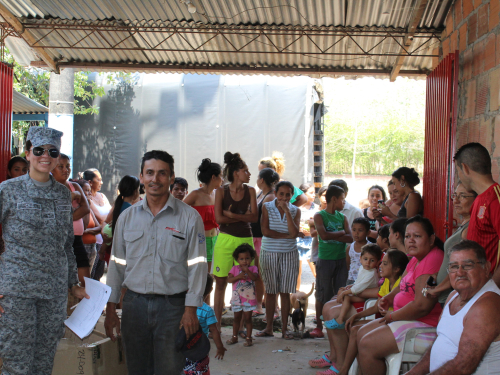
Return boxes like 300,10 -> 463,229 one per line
121,290 -> 186,375
315,258 -> 348,304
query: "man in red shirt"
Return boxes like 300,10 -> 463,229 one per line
454,142 -> 500,285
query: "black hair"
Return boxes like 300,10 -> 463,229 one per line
390,218 -> 408,244
59,153 -> 71,161
83,169 -> 98,182
25,140 -> 32,151
259,167 -> 280,188
204,273 -> 214,298
232,243 -> 257,261
299,182 -> 314,193
7,156 -> 27,171
392,167 -> 421,187
361,243 -> 383,260
75,179 -> 90,189
141,150 -> 175,176
112,175 -> 140,234
317,185 -> 328,198
449,240 -> 487,262
388,180 -> 394,187
454,142 -> 491,175
368,185 -> 387,201
139,183 -> 145,195
275,180 -> 294,195
325,185 -> 344,203
378,224 -> 391,240
223,152 -> 246,183
170,177 -> 188,191
352,217 -> 371,232
405,215 -> 445,250
329,179 -> 348,194
197,158 -> 222,184
386,249 -> 410,278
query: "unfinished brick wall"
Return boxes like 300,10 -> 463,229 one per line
438,0 -> 500,180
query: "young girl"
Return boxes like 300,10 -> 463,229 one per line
332,243 -> 383,328
346,217 -> 370,285
329,249 -> 409,375
376,224 -> 391,252
226,244 -> 259,347
363,185 -> 387,242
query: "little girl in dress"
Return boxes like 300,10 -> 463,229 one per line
226,244 -> 259,347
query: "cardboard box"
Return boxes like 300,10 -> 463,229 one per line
52,328 -> 127,375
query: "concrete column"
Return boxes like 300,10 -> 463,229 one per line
48,68 -> 74,174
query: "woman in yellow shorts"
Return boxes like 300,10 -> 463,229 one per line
213,151 -> 258,331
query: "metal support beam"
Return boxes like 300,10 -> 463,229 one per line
390,0 -> 429,82
0,3 -> 58,72
43,61 -> 428,78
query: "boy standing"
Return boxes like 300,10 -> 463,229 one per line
184,274 -> 226,375
313,185 -> 353,334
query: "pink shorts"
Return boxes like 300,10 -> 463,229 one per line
253,237 -> 262,256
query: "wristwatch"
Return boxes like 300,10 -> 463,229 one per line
70,281 -> 82,289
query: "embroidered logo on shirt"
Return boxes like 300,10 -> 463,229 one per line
17,203 -> 41,210
198,234 -> 206,244
216,266 -> 220,272
478,205 -> 486,219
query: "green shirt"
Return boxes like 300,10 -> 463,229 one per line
317,209 -> 346,260
290,186 -> 303,204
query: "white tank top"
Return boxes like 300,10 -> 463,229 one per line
430,279 -> 500,373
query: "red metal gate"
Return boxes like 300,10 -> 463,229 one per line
423,51 -> 459,241
0,62 -> 13,182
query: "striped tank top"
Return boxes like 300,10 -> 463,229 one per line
261,199 -> 298,253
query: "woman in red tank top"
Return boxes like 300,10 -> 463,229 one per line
183,158 -> 223,304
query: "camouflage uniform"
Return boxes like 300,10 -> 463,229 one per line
0,128 -> 77,375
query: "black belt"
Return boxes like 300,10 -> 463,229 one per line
142,291 -> 187,299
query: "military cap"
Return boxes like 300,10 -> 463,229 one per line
26,127 -> 63,150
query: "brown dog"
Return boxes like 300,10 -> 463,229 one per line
289,282 -> 315,315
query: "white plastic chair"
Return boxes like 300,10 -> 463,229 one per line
348,327 -> 436,375
362,298 -> 378,320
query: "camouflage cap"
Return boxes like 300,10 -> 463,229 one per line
26,127 -> 63,150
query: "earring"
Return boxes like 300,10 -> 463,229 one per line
401,182 -> 406,188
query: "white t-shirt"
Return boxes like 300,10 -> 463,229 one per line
342,201 -> 363,228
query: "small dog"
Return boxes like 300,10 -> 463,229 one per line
290,301 -> 306,335
289,282 -> 315,316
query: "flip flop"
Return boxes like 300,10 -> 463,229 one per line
238,330 -> 247,339
255,331 -> 274,338
252,310 -> 265,317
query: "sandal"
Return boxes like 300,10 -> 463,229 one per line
243,337 -> 253,347
226,336 -> 238,345
309,354 -> 332,368
316,364 -> 340,375
238,330 -> 247,339
252,310 -> 265,317
255,330 -> 274,338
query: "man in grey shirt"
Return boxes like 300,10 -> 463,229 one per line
105,150 -> 207,375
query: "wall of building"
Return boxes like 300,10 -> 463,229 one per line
437,0 -> 500,180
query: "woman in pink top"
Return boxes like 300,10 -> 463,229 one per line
52,154 -> 91,285
355,215 -> 444,375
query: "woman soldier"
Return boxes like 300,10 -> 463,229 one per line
0,127 -> 88,375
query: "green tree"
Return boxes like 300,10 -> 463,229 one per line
3,48 -> 131,141
323,77 -> 425,177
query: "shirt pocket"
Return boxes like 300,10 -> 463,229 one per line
124,230 -> 145,259
160,231 -> 187,264
16,205 -> 42,228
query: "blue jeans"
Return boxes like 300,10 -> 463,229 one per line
121,290 -> 186,375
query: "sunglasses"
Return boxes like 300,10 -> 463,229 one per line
32,147 -> 60,158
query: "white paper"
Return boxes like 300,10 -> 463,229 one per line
64,277 -> 111,339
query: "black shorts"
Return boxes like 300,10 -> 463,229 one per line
73,235 -> 90,268
315,258 -> 348,304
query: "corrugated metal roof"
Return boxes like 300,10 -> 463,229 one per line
0,0 -> 453,77
12,90 -> 49,114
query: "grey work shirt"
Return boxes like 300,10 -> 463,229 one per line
106,194 -> 208,306
0,173 -> 77,299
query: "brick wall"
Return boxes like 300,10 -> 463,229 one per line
437,0 -> 500,180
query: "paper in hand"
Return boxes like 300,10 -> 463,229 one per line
64,277 -> 111,339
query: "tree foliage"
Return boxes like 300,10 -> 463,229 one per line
3,48 -> 131,139
323,77 -> 426,176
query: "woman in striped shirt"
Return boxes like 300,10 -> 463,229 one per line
256,181 -> 304,339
